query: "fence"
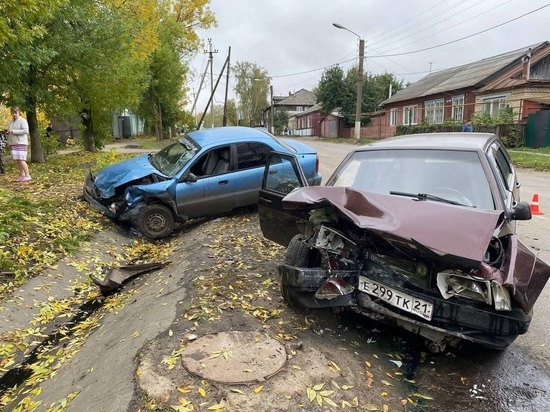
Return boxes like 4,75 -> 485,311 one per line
395,123 -> 527,147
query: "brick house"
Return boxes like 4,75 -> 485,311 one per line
290,104 -> 346,137
378,41 -> 549,136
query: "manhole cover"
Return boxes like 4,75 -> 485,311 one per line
181,331 -> 287,384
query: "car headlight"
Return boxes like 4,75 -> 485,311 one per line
437,270 -> 512,311
437,270 -> 491,305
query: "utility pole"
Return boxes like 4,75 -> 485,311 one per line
333,23 -> 365,141
270,85 -> 274,134
206,38 -> 218,128
223,47 -> 231,127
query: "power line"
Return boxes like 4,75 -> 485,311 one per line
371,4 -> 549,57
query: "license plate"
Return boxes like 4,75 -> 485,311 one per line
358,276 -> 433,321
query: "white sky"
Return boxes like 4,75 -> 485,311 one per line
186,0 -> 550,113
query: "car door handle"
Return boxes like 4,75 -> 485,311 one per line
259,198 -> 272,204
218,180 -> 229,185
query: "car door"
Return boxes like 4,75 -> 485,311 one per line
175,146 -> 235,219
233,142 -> 274,208
258,152 -> 309,247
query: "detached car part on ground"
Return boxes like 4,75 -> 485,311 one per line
259,133 -> 550,352
83,127 -> 321,239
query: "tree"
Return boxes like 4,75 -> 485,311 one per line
138,0 -> 216,140
233,62 -> 269,127
274,110 -> 289,135
315,66 -> 350,117
315,66 -> 405,127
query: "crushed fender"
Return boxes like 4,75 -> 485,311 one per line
91,262 -> 171,295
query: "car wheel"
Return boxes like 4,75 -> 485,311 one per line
282,235 -> 317,307
284,234 -> 311,266
136,204 -> 175,239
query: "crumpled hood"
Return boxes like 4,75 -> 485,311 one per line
93,154 -> 165,198
283,186 -> 503,268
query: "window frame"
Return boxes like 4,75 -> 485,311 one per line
403,105 -> 418,125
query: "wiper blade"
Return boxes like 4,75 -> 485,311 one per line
389,191 -> 474,207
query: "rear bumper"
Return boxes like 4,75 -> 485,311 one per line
279,264 -> 531,347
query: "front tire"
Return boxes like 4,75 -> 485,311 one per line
136,204 -> 175,239
282,235 -> 316,307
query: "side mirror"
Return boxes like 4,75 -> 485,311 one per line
511,201 -> 531,221
184,173 -> 197,183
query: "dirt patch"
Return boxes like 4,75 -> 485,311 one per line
135,211 -> 414,411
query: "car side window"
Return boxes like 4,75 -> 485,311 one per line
236,143 -> 272,170
189,146 -> 231,177
264,154 -> 302,194
494,146 -> 513,191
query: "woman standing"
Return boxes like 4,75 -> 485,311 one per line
6,107 -> 31,182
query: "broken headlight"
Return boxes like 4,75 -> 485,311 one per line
436,270 -> 511,311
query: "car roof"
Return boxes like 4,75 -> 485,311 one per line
186,126 -> 274,147
357,132 -> 498,152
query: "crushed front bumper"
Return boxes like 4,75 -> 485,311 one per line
83,170 -> 117,219
279,264 -> 531,348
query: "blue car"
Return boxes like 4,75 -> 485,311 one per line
83,126 -> 321,239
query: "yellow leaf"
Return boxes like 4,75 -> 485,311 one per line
383,405 -> 389,412
307,387 -> 316,402
381,391 -> 388,396
292,365 -> 301,370
254,385 -> 264,394
316,393 -> 323,406
324,397 -> 338,407
199,387 -> 206,398
313,383 -> 325,391
365,361 -> 371,368
329,361 -> 341,372
331,380 -> 340,389
381,380 -> 394,387
411,392 -> 434,400
207,404 -> 225,411
365,404 -> 379,411
169,329 -> 173,336
341,384 -> 353,390
373,354 -> 379,359
230,389 -> 244,394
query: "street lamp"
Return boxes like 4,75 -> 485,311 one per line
333,23 -> 365,141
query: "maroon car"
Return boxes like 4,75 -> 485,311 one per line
258,133 -> 550,352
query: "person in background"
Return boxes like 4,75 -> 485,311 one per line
462,120 -> 474,132
6,107 -> 31,182
0,129 -> 7,174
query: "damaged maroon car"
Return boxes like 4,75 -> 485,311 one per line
259,133 -> 550,352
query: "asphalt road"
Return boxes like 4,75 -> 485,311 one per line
300,137 -> 550,373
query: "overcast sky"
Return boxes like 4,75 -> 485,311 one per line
187,0 -> 549,112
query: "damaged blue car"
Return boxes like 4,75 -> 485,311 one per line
83,126 -> 321,239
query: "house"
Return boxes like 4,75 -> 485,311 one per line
289,104 -> 347,137
379,41 -> 550,136
265,89 -> 316,133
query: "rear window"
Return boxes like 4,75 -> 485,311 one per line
328,149 -> 495,210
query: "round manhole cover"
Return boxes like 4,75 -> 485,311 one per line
181,331 -> 287,384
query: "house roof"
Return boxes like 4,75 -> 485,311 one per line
381,41 -> 548,105
276,89 -> 316,106
478,45 -> 550,92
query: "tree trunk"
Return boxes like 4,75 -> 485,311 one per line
27,108 -> 45,163
81,109 -> 96,152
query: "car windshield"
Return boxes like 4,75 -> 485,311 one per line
149,137 -> 199,177
329,149 -> 495,210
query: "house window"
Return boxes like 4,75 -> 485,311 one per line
424,99 -> 444,124
403,105 -> 418,125
482,96 -> 507,116
307,116 -> 312,128
296,106 -> 304,112
451,95 -> 464,121
390,109 -> 398,126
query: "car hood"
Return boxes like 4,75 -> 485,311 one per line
93,154 -> 165,198
282,187 -> 550,313
282,186 -> 502,266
